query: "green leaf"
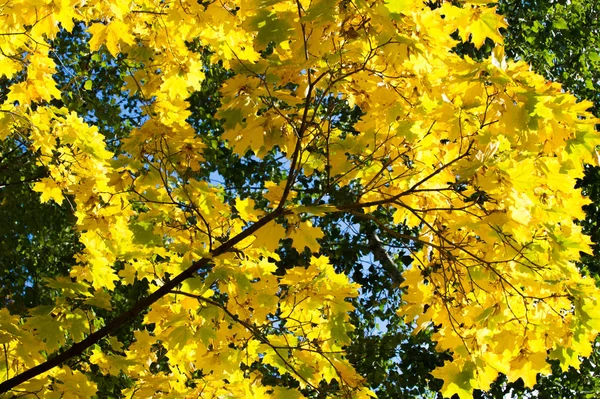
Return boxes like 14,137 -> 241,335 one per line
589,52 -> 600,63
553,18 -> 568,30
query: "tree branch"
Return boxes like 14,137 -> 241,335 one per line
366,230 -> 405,286
0,207 -> 290,393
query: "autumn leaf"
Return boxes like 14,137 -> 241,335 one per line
441,4 -> 507,48
432,362 -> 475,399
385,0 -> 425,14
252,220 -> 286,252
286,220 -> 324,253
88,21 -> 135,57
235,197 -> 260,222
466,7 -> 508,47
1,1 -> 599,398
33,178 -> 64,204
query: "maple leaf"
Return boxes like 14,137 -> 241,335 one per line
286,220 -> 324,253
385,0 -> 425,14
467,7 -> 508,47
1,1 -> 600,398
52,368 -> 98,399
84,288 -> 113,310
27,307 -> 66,353
441,4 -> 507,48
235,197 -> 260,222
161,73 -> 190,99
507,351 -> 551,387
88,21 -> 135,57
252,220 -> 286,253
89,260 -> 119,291
0,58 -> 20,80
33,178 -> 64,204
432,361 -> 475,399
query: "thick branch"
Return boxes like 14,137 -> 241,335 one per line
0,208 -> 288,393
0,174 -> 47,189
367,230 -> 405,286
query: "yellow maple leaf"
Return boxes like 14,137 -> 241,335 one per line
0,57 -> 20,80
33,178 -> 64,204
253,220 -> 286,253
185,58 -> 206,91
161,73 -> 190,99
89,260 -> 119,291
431,361 -> 474,399
235,197 -> 260,222
271,387 -> 304,398
52,368 -> 98,399
88,21 -> 135,57
286,220 -> 324,253
385,0 -> 425,14
441,4 -> 507,48
507,350 -> 550,387
464,7 -> 507,48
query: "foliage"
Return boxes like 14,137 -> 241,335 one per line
470,0 -> 600,397
0,138 -> 79,314
0,1 -> 599,398
501,0 -> 600,115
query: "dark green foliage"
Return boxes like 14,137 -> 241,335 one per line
0,139 -> 80,314
578,164 -> 600,279
500,0 -> 600,114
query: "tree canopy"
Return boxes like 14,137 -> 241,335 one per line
0,1 -> 599,398
474,1 -> 600,397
